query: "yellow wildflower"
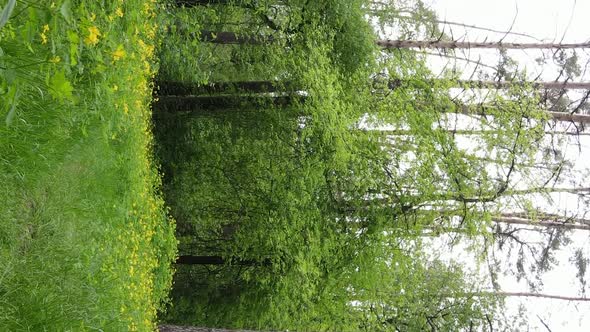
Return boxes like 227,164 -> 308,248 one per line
115,7 -> 124,17
40,24 -> 49,44
49,56 -> 61,64
112,45 -> 126,61
84,26 -> 101,46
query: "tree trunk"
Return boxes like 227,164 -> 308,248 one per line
375,129 -> 590,137
198,30 -> 273,45
162,78 -> 590,97
384,78 -> 590,90
154,95 -> 302,112
176,255 -> 272,266
458,103 -> 590,125
176,255 -> 225,265
156,80 -> 293,96
491,292 -> 590,301
377,39 -> 590,49
492,216 -> 590,231
449,80 -> 590,90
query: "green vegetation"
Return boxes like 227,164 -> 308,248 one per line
0,0 -> 175,330
1,0 -> 586,331
155,1 -> 547,331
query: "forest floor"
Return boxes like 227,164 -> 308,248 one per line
0,0 -> 176,330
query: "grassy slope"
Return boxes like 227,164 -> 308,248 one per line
0,0 -> 176,330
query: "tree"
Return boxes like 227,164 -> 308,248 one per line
156,0 -> 590,329
376,39 -> 590,49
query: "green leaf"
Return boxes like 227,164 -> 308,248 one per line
0,0 -> 16,30
67,30 -> 79,67
48,70 -> 73,102
4,85 -> 18,127
60,0 -> 72,24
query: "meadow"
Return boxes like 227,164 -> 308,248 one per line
0,0 -> 176,330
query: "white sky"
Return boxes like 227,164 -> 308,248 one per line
423,1 -> 590,331
429,0 -> 590,43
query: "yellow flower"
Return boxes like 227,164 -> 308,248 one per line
49,56 -> 61,63
115,7 -> 124,17
112,45 -> 126,61
84,26 -> 101,46
40,24 -> 49,44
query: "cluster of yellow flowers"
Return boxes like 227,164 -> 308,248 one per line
109,2 -> 171,330
84,26 -> 101,46
40,24 -> 49,44
75,0 -> 170,330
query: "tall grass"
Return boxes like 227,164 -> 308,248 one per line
0,0 -> 176,330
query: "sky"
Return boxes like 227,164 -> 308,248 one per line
422,1 -> 590,330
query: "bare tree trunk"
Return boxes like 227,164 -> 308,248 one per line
492,217 -> 590,231
458,103 -> 590,125
456,80 -> 590,90
381,78 -> 590,90
375,129 -> 590,137
377,40 -> 590,49
449,80 -> 590,90
491,292 -> 590,301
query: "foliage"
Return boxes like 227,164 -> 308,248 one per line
0,0 -> 176,330
154,1 -> 517,329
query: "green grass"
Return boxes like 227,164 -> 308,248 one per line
0,0 -> 176,330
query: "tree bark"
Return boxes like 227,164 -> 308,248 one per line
384,78 -> 590,90
176,255 -> 272,266
449,80 -> 590,90
491,292 -> 590,301
198,30 -> 274,45
375,129 -> 590,137
154,95 -> 302,112
156,80 -> 293,96
176,255 -> 225,265
377,39 -> 590,50
458,103 -> 590,125
162,78 -> 590,97
492,217 -> 590,231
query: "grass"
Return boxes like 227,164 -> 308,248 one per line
0,0 -> 176,330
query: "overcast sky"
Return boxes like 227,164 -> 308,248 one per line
423,1 -> 590,331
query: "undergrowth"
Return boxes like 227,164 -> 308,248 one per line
0,0 -> 176,330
